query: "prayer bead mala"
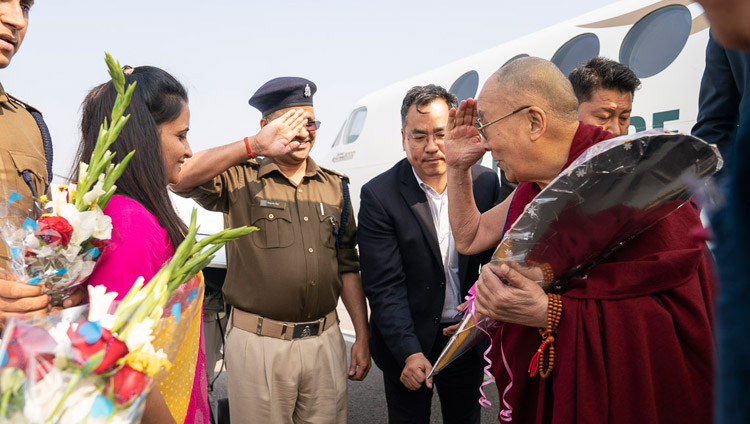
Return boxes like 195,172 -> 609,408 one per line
528,293 -> 562,379
525,260 -> 555,285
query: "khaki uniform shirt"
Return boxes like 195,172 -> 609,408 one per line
0,82 -> 49,265
179,156 -> 358,322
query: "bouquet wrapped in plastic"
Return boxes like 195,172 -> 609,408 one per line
0,53 -> 136,306
0,209 -> 255,423
428,131 -> 722,383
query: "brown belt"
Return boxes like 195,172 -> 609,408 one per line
231,308 -> 337,341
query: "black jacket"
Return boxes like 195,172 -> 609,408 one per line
358,159 -> 502,376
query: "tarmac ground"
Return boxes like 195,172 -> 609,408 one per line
207,340 -> 501,424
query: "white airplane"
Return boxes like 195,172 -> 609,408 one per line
320,0 -> 711,213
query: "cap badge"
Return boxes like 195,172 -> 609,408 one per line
304,84 -> 312,97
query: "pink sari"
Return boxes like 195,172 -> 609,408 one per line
86,195 -> 209,423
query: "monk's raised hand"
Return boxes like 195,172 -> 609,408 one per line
445,98 -> 485,169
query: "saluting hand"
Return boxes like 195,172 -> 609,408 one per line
474,263 -> 548,328
251,108 -> 308,157
400,352 -> 433,391
445,98 -> 485,170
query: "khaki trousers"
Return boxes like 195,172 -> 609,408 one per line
225,310 -> 348,424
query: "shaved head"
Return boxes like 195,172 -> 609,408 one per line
485,57 -> 579,123
476,57 -> 581,186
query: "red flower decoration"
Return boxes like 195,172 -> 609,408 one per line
3,325 -> 57,381
106,365 -> 150,405
90,238 -> 109,252
35,216 -> 74,247
67,323 -> 129,374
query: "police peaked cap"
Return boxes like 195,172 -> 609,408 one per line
248,77 -> 317,116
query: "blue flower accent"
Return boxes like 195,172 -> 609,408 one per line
27,277 -> 42,285
7,192 -> 22,204
55,267 -> 67,275
172,303 -> 181,323
22,217 -> 38,232
78,321 -> 103,344
86,247 -> 100,259
187,288 -> 198,303
90,395 -> 114,419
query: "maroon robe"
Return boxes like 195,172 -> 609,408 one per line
490,123 -> 715,423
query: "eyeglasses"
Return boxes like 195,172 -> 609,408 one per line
306,120 -> 322,131
474,105 -> 531,138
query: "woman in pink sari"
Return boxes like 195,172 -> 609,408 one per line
73,66 -> 207,424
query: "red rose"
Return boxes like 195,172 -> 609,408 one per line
90,238 -> 109,253
35,216 -> 74,247
105,365 -> 150,405
67,323 -> 129,374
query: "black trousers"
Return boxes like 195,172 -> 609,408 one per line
383,324 -> 484,424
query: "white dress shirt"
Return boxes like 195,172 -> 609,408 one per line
412,169 -> 461,323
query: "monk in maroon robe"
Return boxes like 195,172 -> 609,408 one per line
444,57 -> 715,423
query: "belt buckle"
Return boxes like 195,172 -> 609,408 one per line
292,321 -> 320,339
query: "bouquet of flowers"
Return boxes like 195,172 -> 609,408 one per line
0,53 -> 136,306
0,209 -> 256,423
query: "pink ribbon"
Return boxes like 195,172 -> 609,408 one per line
463,292 -> 514,420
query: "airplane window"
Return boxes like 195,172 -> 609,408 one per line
331,121 -> 345,148
502,54 -> 529,67
551,33 -> 600,77
619,5 -> 691,78
449,71 -> 479,103
344,107 -> 367,145
331,107 -> 367,147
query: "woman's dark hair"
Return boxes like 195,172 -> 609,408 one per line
72,65 -> 188,248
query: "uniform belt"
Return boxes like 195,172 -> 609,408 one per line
232,308 -> 337,340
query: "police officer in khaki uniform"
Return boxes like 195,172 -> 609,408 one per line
173,77 -> 371,423
0,0 -> 85,328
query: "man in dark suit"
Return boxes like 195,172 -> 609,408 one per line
694,1 -> 750,421
692,32 -> 750,160
358,85 -> 503,423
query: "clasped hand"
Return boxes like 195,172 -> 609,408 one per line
400,352 -> 433,391
474,262 -> 548,328
0,269 -> 86,329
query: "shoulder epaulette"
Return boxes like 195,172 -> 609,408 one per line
7,94 -> 42,114
319,164 -> 350,182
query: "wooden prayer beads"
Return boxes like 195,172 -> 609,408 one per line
528,293 -> 563,379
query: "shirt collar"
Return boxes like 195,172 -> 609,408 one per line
411,167 -> 444,198
258,155 -> 322,180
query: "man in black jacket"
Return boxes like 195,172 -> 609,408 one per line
358,85 -> 502,424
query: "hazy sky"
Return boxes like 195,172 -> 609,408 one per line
2,0 -> 617,179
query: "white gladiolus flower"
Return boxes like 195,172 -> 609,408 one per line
24,369 -> 65,422
125,318 -> 156,351
82,175 -> 107,207
77,163 -> 89,186
87,285 -> 118,325
51,185 -> 70,215
58,204 -> 112,246
58,377 -> 99,423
